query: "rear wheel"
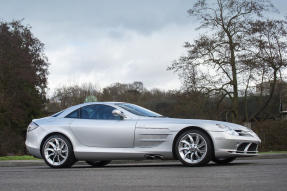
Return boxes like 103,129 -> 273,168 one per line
42,134 -> 76,168
175,129 -> 212,167
86,160 -> 111,167
212,157 -> 236,164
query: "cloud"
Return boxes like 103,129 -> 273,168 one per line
1,0 -> 285,96
46,23 -> 197,94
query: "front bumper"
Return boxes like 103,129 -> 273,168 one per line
210,131 -> 261,158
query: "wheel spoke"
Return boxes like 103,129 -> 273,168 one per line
197,142 -> 205,148
62,149 -> 68,153
179,147 -> 189,151
48,153 -> 55,158
194,151 -> 200,159
180,140 -> 191,147
187,134 -> 194,144
48,142 -> 57,149
59,153 -> 66,159
184,151 -> 191,158
52,155 -> 56,163
55,139 -> 60,148
60,142 -> 65,149
46,148 -> 55,152
190,153 -> 194,161
57,155 -> 60,162
195,134 -> 200,145
198,148 -> 206,154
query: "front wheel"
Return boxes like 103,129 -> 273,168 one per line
175,129 -> 212,167
42,134 -> 76,168
86,160 -> 111,167
212,157 -> 236,164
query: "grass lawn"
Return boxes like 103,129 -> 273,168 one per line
259,151 -> 287,154
0,155 -> 39,161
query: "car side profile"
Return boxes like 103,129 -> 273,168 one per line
25,102 -> 261,168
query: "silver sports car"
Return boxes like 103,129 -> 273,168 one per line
25,102 -> 261,168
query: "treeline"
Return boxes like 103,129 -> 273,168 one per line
46,82 -> 286,152
48,81 -> 282,122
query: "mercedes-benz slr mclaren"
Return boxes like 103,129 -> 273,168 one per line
25,102 -> 261,168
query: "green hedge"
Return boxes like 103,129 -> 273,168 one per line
252,120 -> 287,151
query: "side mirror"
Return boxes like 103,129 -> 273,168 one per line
112,109 -> 125,119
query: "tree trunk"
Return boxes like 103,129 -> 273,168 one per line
244,74 -> 251,122
251,70 -> 278,120
228,35 -> 239,122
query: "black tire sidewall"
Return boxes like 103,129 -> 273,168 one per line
175,129 -> 212,167
42,134 -> 76,168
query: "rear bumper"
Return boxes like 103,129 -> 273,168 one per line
25,143 -> 42,159
25,128 -> 43,159
210,131 -> 261,158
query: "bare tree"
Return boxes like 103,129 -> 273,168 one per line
247,20 -> 287,120
49,83 -> 100,110
168,0 -> 274,121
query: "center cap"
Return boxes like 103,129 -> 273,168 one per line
56,149 -> 61,154
190,147 -> 196,152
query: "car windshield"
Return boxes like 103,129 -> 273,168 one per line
51,110 -> 65,117
116,103 -> 163,117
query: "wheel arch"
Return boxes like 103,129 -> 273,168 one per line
172,126 -> 215,159
40,132 -> 74,157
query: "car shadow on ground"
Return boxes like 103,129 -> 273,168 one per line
32,161 -> 255,171
67,161 -> 255,169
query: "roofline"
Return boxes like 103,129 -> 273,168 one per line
55,101 -> 128,118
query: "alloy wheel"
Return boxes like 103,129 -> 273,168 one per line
178,132 -> 208,164
44,138 -> 69,166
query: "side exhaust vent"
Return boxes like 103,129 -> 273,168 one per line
144,154 -> 164,160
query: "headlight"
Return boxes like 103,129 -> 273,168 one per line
27,122 -> 39,132
216,124 -> 239,136
248,129 -> 259,137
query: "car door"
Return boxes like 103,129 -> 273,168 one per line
69,104 -> 136,148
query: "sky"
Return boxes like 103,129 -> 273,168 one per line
0,0 -> 286,94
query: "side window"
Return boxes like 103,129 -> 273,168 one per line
80,105 -> 96,119
80,104 -> 121,120
96,104 -> 121,120
65,109 -> 79,118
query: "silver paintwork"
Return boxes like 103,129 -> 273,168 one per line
25,102 -> 261,162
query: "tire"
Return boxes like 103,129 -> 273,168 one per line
175,129 -> 212,167
86,160 -> 111,167
42,134 -> 76,168
212,157 -> 236,164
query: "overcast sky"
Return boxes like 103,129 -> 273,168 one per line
0,0 -> 286,94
